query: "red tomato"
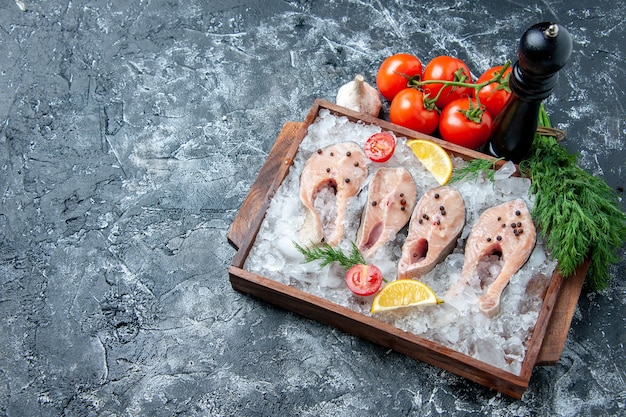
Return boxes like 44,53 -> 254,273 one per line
389,88 -> 439,135
476,65 -> 512,118
345,264 -> 383,296
422,56 -> 474,109
376,54 -> 423,101
364,132 -> 396,162
439,97 -> 493,150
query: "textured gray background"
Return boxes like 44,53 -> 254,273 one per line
1,1 -> 624,416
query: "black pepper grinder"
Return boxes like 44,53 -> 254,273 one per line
486,22 -> 572,162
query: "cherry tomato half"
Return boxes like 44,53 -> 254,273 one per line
376,53 -> 423,102
364,132 -> 396,162
345,264 -> 383,296
422,56 -> 474,109
389,88 -> 439,135
439,97 -> 493,150
476,65 -> 512,118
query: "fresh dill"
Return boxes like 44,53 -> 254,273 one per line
294,241 -> 367,269
520,106 -> 626,290
449,157 -> 504,183
448,106 -> 625,290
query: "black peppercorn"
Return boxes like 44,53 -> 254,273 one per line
372,201 -> 377,206
515,210 -> 521,216
434,193 -> 440,199
354,162 -> 359,167
517,222 -> 522,227
400,199 -> 406,205
326,168 -> 331,173
496,235 -> 502,241
487,237 -> 492,242
345,178 -> 350,183
317,149 -> 323,154
346,151 -> 351,156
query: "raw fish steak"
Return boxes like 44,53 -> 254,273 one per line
398,186 -> 466,279
356,167 -> 417,259
455,198 -> 537,317
298,142 -> 367,246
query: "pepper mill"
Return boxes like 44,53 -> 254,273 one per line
486,22 -> 572,162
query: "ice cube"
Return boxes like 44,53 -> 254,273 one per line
493,160 -> 517,180
276,237 -> 305,261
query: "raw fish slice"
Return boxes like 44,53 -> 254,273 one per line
398,186 -> 465,279
356,167 -> 417,259
456,198 -> 536,317
298,142 -> 367,246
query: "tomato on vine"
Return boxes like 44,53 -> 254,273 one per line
422,56 -> 474,109
439,97 -> 493,150
476,65 -> 512,118
376,53 -> 423,102
389,88 -> 439,135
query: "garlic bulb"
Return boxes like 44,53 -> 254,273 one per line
336,74 -> 382,117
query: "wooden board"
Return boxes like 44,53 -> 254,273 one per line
227,99 -> 588,398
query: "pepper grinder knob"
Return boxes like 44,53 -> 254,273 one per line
486,22 -> 572,162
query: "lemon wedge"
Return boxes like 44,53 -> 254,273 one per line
371,279 -> 443,313
406,139 -> 453,185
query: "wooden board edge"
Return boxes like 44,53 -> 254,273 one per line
229,265 -> 529,399
536,259 -> 589,365
227,121 -> 305,253
517,269 -> 565,380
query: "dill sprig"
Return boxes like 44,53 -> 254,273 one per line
520,106 -> 626,290
449,157 -> 504,183
294,241 -> 367,269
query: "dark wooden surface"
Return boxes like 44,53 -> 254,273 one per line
1,1 -> 624,415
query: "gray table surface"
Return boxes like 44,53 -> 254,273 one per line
1,1 -> 624,416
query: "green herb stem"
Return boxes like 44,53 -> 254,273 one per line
449,157 -> 504,183
294,241 -> 366,269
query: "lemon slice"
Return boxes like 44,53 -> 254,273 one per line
371,279 -> 443,313
406,139 -> 453,185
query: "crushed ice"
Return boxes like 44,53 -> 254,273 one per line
244,110 -> 557,376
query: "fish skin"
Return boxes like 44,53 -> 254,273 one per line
398,186 -> 466,279
356,167 -> 417,259
458,198 -> 537,317
298,142 -> 367,246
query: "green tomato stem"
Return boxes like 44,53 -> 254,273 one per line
412,61 -> 511,119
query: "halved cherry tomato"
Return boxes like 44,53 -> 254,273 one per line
439,97 -> 493,150
345,264 -> 383,296
389,88 -> 439,135
364,132 -> 396,162
422,56 -> 474,109
476,65 -> 512,118
376,54 -> 423,102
